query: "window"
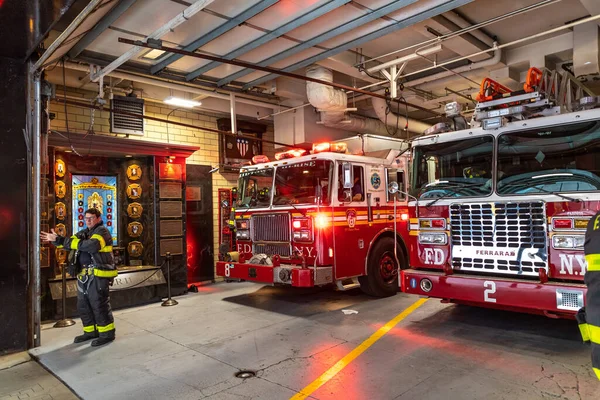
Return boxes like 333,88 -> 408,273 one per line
385,169 -> 406,201
411,136 -> 494,199
497,120 -> 600,195
338,164 -> 364,202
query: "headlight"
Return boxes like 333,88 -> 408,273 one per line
293,230 -> 312,242
552,235 -> 584,249
418,233 -> 447,245
236,230 -> 250,240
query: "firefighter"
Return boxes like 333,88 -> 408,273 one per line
41,208 -> 117,347
577,210 -> 600,380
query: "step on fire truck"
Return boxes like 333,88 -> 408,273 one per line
216,135 -> 411,297
402,67 -> 600,317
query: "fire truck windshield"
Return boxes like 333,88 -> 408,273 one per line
237,168 -> 274,208
497,120 -> 600,195
273,160 -> 332,206
411,136 -> 494,199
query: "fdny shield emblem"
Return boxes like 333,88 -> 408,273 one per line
346,209 -> 357,228
237,138 -> 249,157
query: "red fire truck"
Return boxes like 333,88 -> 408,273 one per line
216,135 -> 411,297
401,68 -> 600,317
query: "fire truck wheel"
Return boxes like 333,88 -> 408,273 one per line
359,237 -> 403,297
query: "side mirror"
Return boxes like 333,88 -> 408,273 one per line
388,181 -> 399,194
342,162 -> 353,189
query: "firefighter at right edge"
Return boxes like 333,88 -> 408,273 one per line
577,210 -> 600,380
41,208 -> 117,347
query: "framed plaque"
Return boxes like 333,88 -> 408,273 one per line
126,164 -> 142,181
160,238 -> 183,256
127,241 -> 143,257
55,223 -> 67,237
127,202 -> 143,219
186,185 -> 201,201
160,201 -> 182,218
55,159 -> 66,178
127,222 -> 143,238
55,181 -> 66,198
54,202 -> 66,220
127,183 -> 142,199
159,163 -> 182,180
159,182 -> 182,199
160,220 -> 183,237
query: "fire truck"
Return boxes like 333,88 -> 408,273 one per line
216,135 -> 411,297
402,67 -> 600,317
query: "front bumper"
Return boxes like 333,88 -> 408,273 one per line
216,261 -> 316,287
402,269 -> 586,317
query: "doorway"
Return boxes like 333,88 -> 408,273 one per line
186,165 -> 214,283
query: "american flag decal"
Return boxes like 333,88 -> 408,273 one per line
237,138 -> 249,157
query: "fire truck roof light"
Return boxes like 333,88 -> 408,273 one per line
275,148 -> 309,160
252,155 -> 270,164
312,142 -> 347,154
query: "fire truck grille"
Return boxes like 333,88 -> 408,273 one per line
251,213 -> 290,242
450,201 -> 547,277
253,243 -> 292,257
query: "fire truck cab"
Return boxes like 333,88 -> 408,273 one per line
402,68 -> 600,317
216,135 -> 411,297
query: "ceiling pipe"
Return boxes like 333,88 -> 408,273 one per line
306,65 -> 431,136
118,37 -> 443,117
62,61 -> 279,110
350,45 -> 501,103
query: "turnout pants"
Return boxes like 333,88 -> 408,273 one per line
77,271 -> 115,338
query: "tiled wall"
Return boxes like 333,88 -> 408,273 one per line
49,86 -> 275,278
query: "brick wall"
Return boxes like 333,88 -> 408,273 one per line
49,86 -> 275,278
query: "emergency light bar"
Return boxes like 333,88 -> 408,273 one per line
274,148 -> 309,160
252,155 -> 270,164
312,142 -> 347,154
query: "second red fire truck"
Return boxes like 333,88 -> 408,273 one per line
402,68 -> 600,317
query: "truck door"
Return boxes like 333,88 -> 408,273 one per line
333,162 -> 369,279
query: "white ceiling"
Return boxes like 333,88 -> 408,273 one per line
43,0 -> 599,120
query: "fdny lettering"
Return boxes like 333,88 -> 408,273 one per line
293,246 -> 315,257
424,248 -> 445,265
475,250 -> 516,257
559,254 -> 587,275
237,244 -> 252,253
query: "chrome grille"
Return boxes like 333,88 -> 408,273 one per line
253,243 -> 292,257
450,201 -> 547,276
251,213 -> 290,242
556,289 -> 584,311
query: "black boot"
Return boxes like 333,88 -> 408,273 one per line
74,332 -> 98,343
91,336 -> 115,347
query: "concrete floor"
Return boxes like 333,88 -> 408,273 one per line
31,282 -> 599,400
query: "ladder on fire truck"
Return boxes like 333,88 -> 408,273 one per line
472,67 -> 596,129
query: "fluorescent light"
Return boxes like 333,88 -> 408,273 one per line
585,61 -> 592,65
532,173 -> 573,179
142,49 -> 165,60
164,96 -> 202,108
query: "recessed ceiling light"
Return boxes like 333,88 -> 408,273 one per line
164,96 -> 202,108
585,61 -> 592,65
125,155 -> 133,158
141,49 -> 166,60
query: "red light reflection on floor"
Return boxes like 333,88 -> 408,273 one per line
187,283 -> 220,293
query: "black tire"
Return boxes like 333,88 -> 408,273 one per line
359,237 -> 405,297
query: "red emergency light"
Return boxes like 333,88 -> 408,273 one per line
252,155 -> 270,164
553,218 -> 573,230
274,148 -> 309,160
312,142 -> 347,154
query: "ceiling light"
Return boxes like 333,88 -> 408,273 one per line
141,49 -> 166,60
125,155 -> 133,158
585,61 -> 592,65
164,96 -> 202,108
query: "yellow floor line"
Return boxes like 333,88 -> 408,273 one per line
290,297 -> 429,400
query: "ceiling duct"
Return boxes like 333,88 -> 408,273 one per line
305,65 -> 430,136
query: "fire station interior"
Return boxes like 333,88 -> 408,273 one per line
3,0 -> 600,399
